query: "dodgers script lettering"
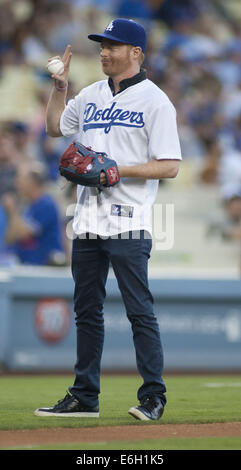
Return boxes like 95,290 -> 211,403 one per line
83,102 -> 145,133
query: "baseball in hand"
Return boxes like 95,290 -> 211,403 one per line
47,59 -> 65,75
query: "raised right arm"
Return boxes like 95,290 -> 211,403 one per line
45,45 -> 72,137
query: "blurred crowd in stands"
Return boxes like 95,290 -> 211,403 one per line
0,0 -> 241,266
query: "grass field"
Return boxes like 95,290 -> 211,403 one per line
0,374 -> 241,450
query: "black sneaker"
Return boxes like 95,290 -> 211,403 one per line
34,392 -> 99,418
128,396 -> 164,421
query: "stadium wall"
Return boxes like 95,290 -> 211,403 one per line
0,268 -> 241,372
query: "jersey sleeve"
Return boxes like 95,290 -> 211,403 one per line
59,96 -> 80,137
147,101 -> 182,161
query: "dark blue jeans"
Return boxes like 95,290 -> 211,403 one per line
69,231 -> 166,408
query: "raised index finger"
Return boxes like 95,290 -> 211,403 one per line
62,44 -> 72,62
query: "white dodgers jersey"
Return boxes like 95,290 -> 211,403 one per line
60,78 -> 182,237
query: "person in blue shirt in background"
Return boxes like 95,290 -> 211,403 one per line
2,162 -> 67,266
0,204 -> 10,264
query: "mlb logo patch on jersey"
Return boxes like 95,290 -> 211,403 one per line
111,204 -> 134,218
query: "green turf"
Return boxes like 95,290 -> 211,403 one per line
0,374 -> 241,450
0,374 -> 241,430
5,436 -> 241,450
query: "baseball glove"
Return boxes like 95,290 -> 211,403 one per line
59,141 -> 120,189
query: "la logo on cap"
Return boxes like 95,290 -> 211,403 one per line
106,21 -> 114,31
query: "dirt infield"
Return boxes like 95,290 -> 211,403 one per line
1,422 -> 241,448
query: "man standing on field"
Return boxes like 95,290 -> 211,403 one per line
35,18 -> 182,421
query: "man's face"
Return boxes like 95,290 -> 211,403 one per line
100,39 -> 134,77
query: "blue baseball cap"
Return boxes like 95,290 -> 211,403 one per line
88,18 -> 146,53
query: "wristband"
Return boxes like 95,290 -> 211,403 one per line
54,80 -> 68,91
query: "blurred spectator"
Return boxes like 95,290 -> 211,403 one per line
115,0 -> 154,21
206,26 -> 241,91
217,115 -> 241,188
0,203 -> 11,265
0,126 -> 23,198
155,0 -> 199,27
0,205 -> 8,250
2,162 -> 67,266
221,80 -> 241,122
186,73 -> 223,143
199,113 -> 241,188
29,82 -> 78,181
207,184 -> 241,247
0,0 -> 19,66
199,139 -> 221,184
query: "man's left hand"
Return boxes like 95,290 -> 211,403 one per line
100,171 -> 107,185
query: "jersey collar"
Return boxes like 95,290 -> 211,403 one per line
108,68 -> 147,96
